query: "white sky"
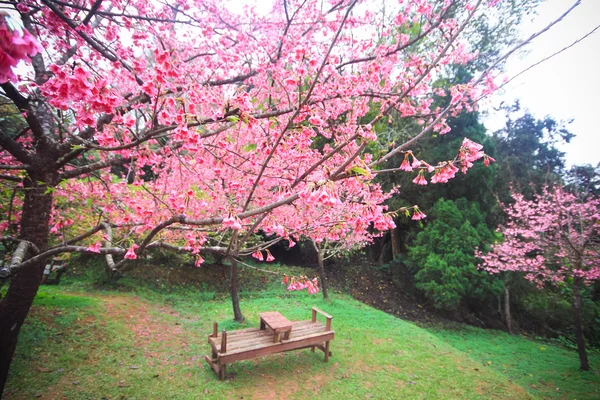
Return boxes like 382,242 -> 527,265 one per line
483,0 -> 600,167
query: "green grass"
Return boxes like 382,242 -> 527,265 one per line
425,324 -> 600,399
4,267 -> 600,399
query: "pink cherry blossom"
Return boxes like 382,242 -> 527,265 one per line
252,250 -> 264,261
411,208 -> 427,220
265,250 -> 275,262
86,242 -> 102,253
412,171 -> 428,185
399,157 -> 413,172
124,244 -> 139,260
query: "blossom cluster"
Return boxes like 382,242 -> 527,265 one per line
400,139 -> 495,186
285,276 -> 320,295
478,187 -> 600,286
251,249 -> 275,262
0,14 -> 42,83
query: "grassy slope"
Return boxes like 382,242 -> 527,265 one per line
6,286 -> 532,399
4,264 -> 599,400
426,324 -> 600,400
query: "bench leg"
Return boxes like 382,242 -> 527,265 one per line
260,319 -> 265,330
204,355 -> 220,378
273,332 -> 280,343
324,341 -> 330,362
311,346 -> 315,352
219,364 -> 226,380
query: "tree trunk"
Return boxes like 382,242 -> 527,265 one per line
391,226 -> 401,260
0,179 -> 54,393
572,277 -> 590,371
504,282 -> 513,334
229,258 -> 244,322
316,246 -> 329,300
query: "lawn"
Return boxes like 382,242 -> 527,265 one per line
426,324 -> 600,399
4,267 -> 599,399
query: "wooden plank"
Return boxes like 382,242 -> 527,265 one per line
210,320 -> 316,346
220,330 -> 227,353
220,331 -> 335,364
222,331 -> 334,364
203,355 -> 220,376
260,311 -> 292,332
223,321 -> 325,346
209,328 -> 271,345
312,307 -> 333,319
213,323 -> 325,352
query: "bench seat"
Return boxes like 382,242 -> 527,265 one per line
204,308 -> 334,379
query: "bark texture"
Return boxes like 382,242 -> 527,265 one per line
229,258 -> 245,322
0,177 -> 54,392
504,283 -> 513,334
316,245 -> 329,300
572,277 -> 590,371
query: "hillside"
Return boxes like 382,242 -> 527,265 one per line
4,264 -> 600,399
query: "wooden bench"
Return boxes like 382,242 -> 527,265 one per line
204,307 -> 334,380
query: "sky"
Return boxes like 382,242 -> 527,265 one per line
482,0 -> 600,168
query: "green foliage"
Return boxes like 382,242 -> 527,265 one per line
512,278 -> 600,348
492,104 -> 574,203
566,164 -> 600,196
405,198 -> 501,310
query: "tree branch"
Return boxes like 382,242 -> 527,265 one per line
0,240 -> 40,278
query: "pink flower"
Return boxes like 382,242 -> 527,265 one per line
412,171 -> 427,185
223,214 -> 242,230
308,115 -> 323,126
411,156 -> 421,169
411,209 -> 427,220
422,162 -> 435,173
265,250 -> 275,262
308,277 -> 320,294
86,242 -> 102,253
252,250 -> 264,261
0,16 -> 42,84
483,155 -> 496,167
124,244 -> 139,260
399,157 -> 412,172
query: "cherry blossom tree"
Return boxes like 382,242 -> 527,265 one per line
478,187 -> 600,371
0,0 -> 580,390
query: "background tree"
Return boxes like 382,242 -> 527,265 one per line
478,187 -> 600,371
404,198 -> 501,312
491,104 -> 574,202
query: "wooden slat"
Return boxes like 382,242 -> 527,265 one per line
210,320 -> 316,344
312,307 -> 333,319
217,325 -> 327,353
209,328 -> 271,345
220,330 -> 227,353
203,355 -> 220,376
220,331 -> 335,364
211,322 -> 325,353
223,328 -> 328,355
